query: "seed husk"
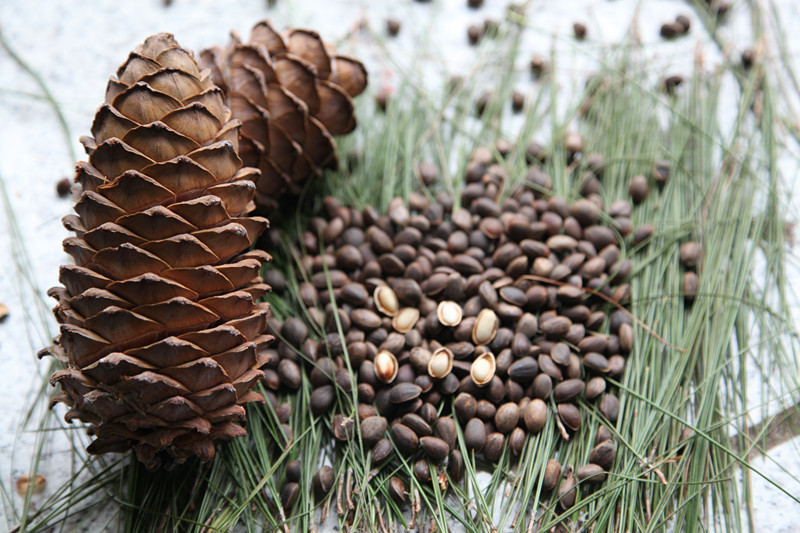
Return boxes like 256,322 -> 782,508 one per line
507,356 -> 539,383
543,459 -> 561,491
629,175 -> 650,204
523,398 -> 548,433
589,439 -> 616,469
374,350 -> 399,383
361,416 -> 388,447
553,379 -> 585,402
576,463 -> 605,484
420,436 -> 450,460
680,241 -> 702,268
619,322 -> 633,353
437,300 -> 463,327
484,432 -> 505,462
392,307 -> 420,333
277,359 -> 302,389
494,402 -> 520,434
472,308 -> 499,344
391,423 -> 419,454
374,286 -> 399,316
428,346 -> 454,379
464,417 -> 487,451
558,403 -> 581,431
15,474 -> 45,495
470,351 -> 497,386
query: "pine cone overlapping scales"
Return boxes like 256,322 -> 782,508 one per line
40,33 -> 274,470
200,20 -> 368,210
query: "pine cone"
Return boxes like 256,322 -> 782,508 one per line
39,33 -> 273,470
200,20 -> 368,210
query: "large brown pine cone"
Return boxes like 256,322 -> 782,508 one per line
39,33 -> 273,470
200,20 -> 368,210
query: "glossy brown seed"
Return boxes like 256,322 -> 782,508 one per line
565,131 -> 584,155
600,394 -> 619,424
680,241 -> 702,268
507,357 -> 538,383
543,459 -> 561,491
508,427 -> 526,455
523,398 -> 547,433
532,374 -> 552,399
579,335 -> 608,354
464,418 -> 487,452
653,159 -> 671,185
629,175 -> 650,204
281,482 -> 300,509
585,376 -> 606,400
484,432 -> 505,462
449,449 -> 465,481
310,385 -> 335,416
541,316 -> 572,339
361,416 -> 388,447
550,343 -> 570,366
558,474 -> 577,510
583,352 -> 611,373
313,466 -> 335,497
558,403 -> 581,431
389,382 -> 422,404
589,439 -> 616,470
351,308 -> 382,330
388,475 -> 406,504
619,323 -> 633,353
576,463 -> 605,484
553,379 -> 585,402
494,402 -> 520,434
683,271 -> 699,301
454,393 -> 478,423
391,424 -> 419,454
333,414 -> 355,441
538,354 -> 563,381
633,224 -> 655,246
595,425 -> 613,444
402,413 -> 432,437
434,417 -> 457,450
372,438 -> 394,464
420,436 -> 450,460
414,459 -> 432,482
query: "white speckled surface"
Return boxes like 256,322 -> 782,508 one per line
1,0 -> 798,530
